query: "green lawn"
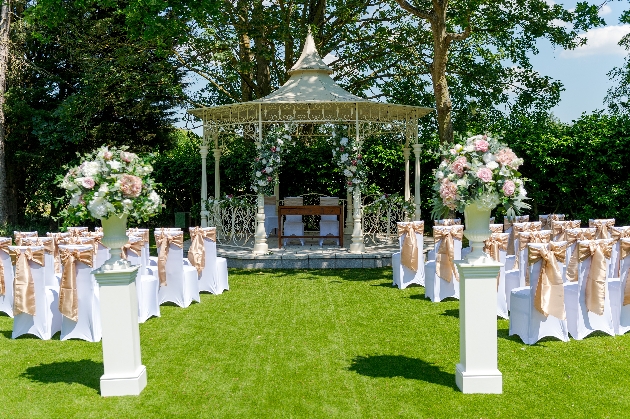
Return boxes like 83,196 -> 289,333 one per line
1,268 -> 628,418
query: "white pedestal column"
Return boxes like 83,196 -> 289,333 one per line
200,145 -> 209,228
412,144 -> 422,221
253,193 -> 268,254
349,189 -> 365,253
454,261 -> 503,394
345,189 -> 353,235
94,266 -> 146,397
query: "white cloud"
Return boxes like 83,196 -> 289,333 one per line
561,25 -> 630,58
599,4 -> 612,17
323,53 -> 338,65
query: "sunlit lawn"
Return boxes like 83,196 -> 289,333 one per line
1,268 -> 629,418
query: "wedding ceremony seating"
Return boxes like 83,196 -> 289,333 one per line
610,226 -> 630,278
319,196 -> 340,246
509,242 -> 569,344
615,238 -> 630,335
589,219 -> 616,239
0,237 -> 14,317
21,237 -> 58,289
282,197 -> 305,246
564,239 -> 617,340
58,244 -> 101,342
503,215 -> 529,255
10,245 -> 62,340
14,231 -> 37,246
263,196 -> 279,237
550,220 -> 581,242
122,235 -> 160,323
565,228 -> 597,282
188,227 -> 229,294
424,225 -> 463,302
513,229 -> 551,287
392,221 -> 425,289
483,232 -> 510,318
539,214 -> 565,230
155,230 -> 200,308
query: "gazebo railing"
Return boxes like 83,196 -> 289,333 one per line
207,194 -> 257,246
361,193 -> 416,245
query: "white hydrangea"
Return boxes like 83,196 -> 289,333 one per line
349,165 -> 357,173
70,192 -> 82,206
255,171 -> 262,178
82,161 -> 101,177
340,153 -> 349,162
435,171 -> 445,180
108,160 -> 122,171
148,191 -> 161,205
344,169 -> 353,177
258,180 -> 267,186
486,161 -> 499,170
340,137 -> 348,146
265,167 -> 273,174
456,178 -> 469,187
482,153 -> 495,163
87,197 -> 109,218
122,199 -> 133,209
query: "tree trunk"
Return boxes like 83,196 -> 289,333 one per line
0,0 -> 10,225
431,8 -> 454,145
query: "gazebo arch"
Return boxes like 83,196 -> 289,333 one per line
188,31 -> 432,254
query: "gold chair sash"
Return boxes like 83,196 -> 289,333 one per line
489,225 -> 503,234
620,240 -> 630,306
592,220 -> 615,240
128,228 -> 150,243
121,239 -> 144,260
434,226 -> 463,283
483,233 -> 508,263
574,240 -> 613,315
188,227 -> 217,275
22,237 -> 54,255
550,220 -> 580,240
397,223 -> 424,272
59,247 -> 94,321
611,227 -> 630,242
566,229 -> 597,281
528,243 -> 567,319
0,239 -> 10,296
156,233 -> 184,286
507,221 -> 540,255
434,219 -> 461,226
515,231 -> 551,278
10,247 -> 45,316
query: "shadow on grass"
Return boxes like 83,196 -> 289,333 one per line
409,293 -> 427,300
441,309 -> 459,319
229,268 -> 391,282
348,355 -> 457,389
21,359 -> 102,392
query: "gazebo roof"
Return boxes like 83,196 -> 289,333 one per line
188,31 -> 432,125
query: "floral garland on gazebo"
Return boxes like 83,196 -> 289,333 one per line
331,126 -> 366,193
251,123 -> 296,195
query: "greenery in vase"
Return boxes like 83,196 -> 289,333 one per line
58,146 -> 162,224
431,134 -> 530,219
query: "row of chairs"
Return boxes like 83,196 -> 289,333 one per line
0,227 -> 228,341
391,216 -> 630,344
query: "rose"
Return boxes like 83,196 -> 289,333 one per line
476,167 -> 493,183
495,148 -> 518,166
120,174 -> 143,198
103,151 -> 113,160
451,156 -> 468,176
474,139 -> 489,152
81,177 -> 95,189
267,176 -> 273,182
351,160 -> 357,166
340,146 -> 345,152
357,154 -> 362,160
503,180 -> 516,196
271,146 -> 277,153
120,151 -> 137,163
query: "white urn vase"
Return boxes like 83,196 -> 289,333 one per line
463,200 -> 493,264
100,213 -> 131,270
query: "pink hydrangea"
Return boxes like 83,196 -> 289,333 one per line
451,156 -> 468,176
102,151 -> 113,160
120,174 -> 143,198
495,148 -> 518,166
476,167 -> 493,183
503,180 -> 516,196
439,179 -> 458,201
81,177 -> 95,189
474,139 -> 489,152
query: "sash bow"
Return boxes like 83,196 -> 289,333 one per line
0,238 -> 10,296
591,219 -> 615,240
156,233 -> 184,286
188,227 -> 217,275
121,239 -> 144,260
528,243 -> 567,319
10,247 -> 45,316
397,223 -> 424,272
566,229 -> 597,281
575,240 -> 613,315
59,247 -> 94,321
434,226 -> 463,283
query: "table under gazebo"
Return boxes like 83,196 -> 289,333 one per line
188,31 -> 432,254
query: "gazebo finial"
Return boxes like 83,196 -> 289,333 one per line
288,29 -> 333,75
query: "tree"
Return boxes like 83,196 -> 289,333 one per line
0,0 -> 10,224
394,0 -> 603,143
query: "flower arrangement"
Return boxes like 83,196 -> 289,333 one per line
431,134 -> 530,218
58,145 -> 162,222
251,123 -> 295,196
331,126 -> 366,193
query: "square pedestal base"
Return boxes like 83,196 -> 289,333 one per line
100,366 -> 147,397
456,363 -> 502,394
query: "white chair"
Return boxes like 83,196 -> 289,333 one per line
319,196 -> 340,246
539,214 -> 565,230
66,226 -> 89,235
589,219 -> 615,239
503,215 -> 529,255
123,236 -> 160,323
424,225 -> 463,302
610,226 -> 630,278
22,237 -> 58,289
188,227 -> 229,294
60,236 -> 109,271
57,244 -> 101,342
483,232 -> 509,318
565,228 -> 597,282
0,237 -> 14,317
615,238 -> 630,335
392,221 -> 424,289
14,231 -> 37,246
433,219 -> 461,226
509,242 -> 569,344
564,239 -> 617,340
47,232 -> 71,275
128,228 -> 151,269
550,220 -> 581,242
10,245 -> 62,340
283,197 -> 304,246
155,231 -> 199,308
263,196 -> 279,237
514,230 -> 551,287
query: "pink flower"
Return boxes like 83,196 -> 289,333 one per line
103,151 -> 113,160
495,148 -> 518,166
357,154 -> 362,160
439,179 -> 458,201
347,180 -> 353,186
271,146 -> 277,153
120,151 -> 137,163
503,180 -> 516,196
120,174 -> 143,198
340,146 -> 345,152
81,177 -> 95,189
451,156 -> 468,176
474,139 -> 489,152
476,168 -> 493,183
351,160 -> 357,166
267,176 -> 273,182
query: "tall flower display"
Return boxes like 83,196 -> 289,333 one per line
251,123 -> 295,196
331,126 -> 366,193
58,146 -> 162,223
431,134 -> 530,218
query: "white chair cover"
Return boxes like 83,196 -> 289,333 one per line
433,219 -> 461,226
58,244 -> 101,342
564,239 -> 616,340
539,214 -> 565,230
424,225 -> 463,302
14,231 -> 37,246
589,219 -> 615,239
514,230 -> 551,287
503,215 -> 530,256
10,245 -> 62,340
610,226 -> 630,278
615,238 -> 630,335
128,228 -> 150,269
392,221 -> 424,289
66,227 -> 89,235
283,197 -> 304,246
319,197 -> 339,246
155,231 -> 200,308
0,237 -> 14,317
124,236 -> 160,323
189,227 -> 229,295
483,232 -> 509,319
22,237 -> 58,289
509,242 -> 569,344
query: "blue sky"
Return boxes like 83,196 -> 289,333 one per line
532,0 -> 630,122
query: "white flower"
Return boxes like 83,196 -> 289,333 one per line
340,137 -> 348,146
349,165 -> 357,172
436,171 -> 445,180
108,160 -> 122,170
519,185 -> 527,197
87,197 -> 109,218
70,192 -> 82,206
265,166 -> 273,174
122,199 -> 133,209
262,159 -> 267,165
439,161 -> 447,168
283,134 -> 291,140
258,180 -> 267,186
482,153 -> 495,163
99,184 -> 108,193
256,171 -> 262,178
340,153 -> 349,162
464,145 -> 474,153
499,166 -> 511,176
344,169 -> 353,177
148,191 -> 161,205
81,161 -> 101,177
486,161 -> 499,170
454,144 -> 463,153
456,178 -> 469,187
277,139 -> 284,146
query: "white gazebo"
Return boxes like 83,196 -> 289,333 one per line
188,31 -> 432,254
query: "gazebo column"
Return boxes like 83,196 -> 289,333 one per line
403,146 -> 411,221
345,190 -> 353,235
213,148 -> 221,200
199,145 -> 209,227
349,188 -> 365,253
253,105 -> 268,254
412,143 -> 422,221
